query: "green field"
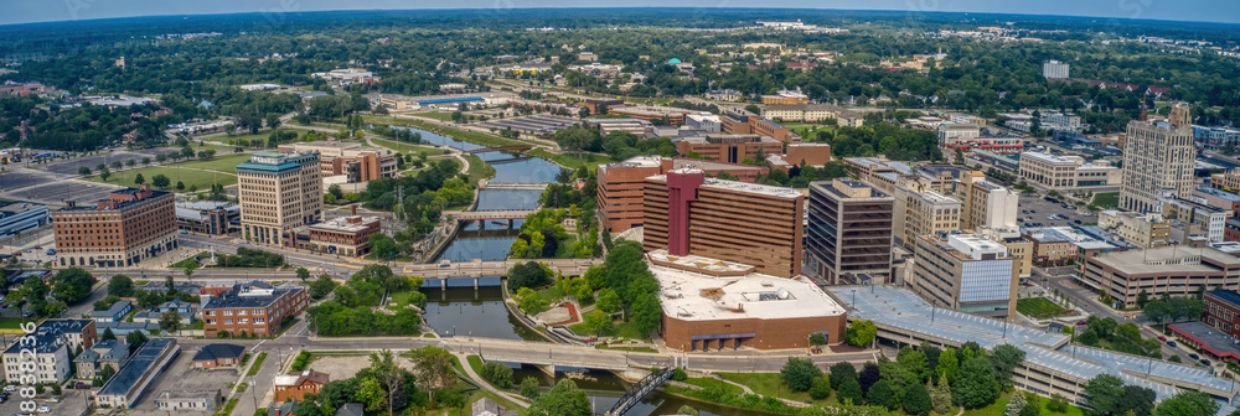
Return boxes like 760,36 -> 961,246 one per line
89,153 -> 250,190
1017,297 -> 1071,319
364,115 -> 527,148
1091,192 -> 1119,209
413,111 -> 456,122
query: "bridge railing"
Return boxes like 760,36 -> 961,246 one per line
606,367 -> 673,416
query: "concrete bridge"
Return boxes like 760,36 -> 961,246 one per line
465,144 -> 533,154
443,209 -> 537,221
477,181 -> 549,191
405,258 -> 601,288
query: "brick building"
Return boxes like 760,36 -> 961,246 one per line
278,141 -> 397,184
274,370 -> 329,402
596,156 -> 766,233
52,186 -> 177,268
1204,290 -> 1240,339
201,282 -> 309,338
307,213 -> 381,257
649,250 -> 847,351
643,168 -> 804,277
675,134 -> 784,165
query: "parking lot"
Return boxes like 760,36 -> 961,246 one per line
1017,194 -> 1097,228
0,388 -> 89,416
0,170 -> 65,190
3,180 -> 123,207
479,114 -> 577,135
127,346 -> 237,415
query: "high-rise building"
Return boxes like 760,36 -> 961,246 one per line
805,179 -> 895,285
911,233 -> 1017,320
643,168 -> 804,277
236,151 -> 323,246
956,174 -> 1019,232
597,157 -> 767,233
52,186 -> 177,268
1119,104 -> 1196,213
1042,60 -> 1070,80
895,188 -> 961,248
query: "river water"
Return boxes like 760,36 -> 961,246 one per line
405,127 -> 754,416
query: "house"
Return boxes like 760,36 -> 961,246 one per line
273,370 -> 329,402
192,344 -> 246,369
74,339 -> 129,381
134,299 -> 196,326
155,390 -> 224,412
93,300 -> 133,323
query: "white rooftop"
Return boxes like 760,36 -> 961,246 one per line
650,254 -> 845,322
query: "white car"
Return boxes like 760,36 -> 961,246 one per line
37,406 -> 51,413
3,384 -> 16,392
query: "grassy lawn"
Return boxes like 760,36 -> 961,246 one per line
464,154 -> 496,183
371,137 -> 450,155
0,317 -> 28,334
528,148 -> 612,170
89,154 -> 251,190
1017,297 -> 1070,319
215,398 -> 239,416
388,290 -> 426,310
963,392 -> 1086,416
413,111 -> 456,122
785,123 -> 838,140
1091,192 -> 1119,209
246,352 -> 268,377
594,344 -> 658,353
717,372 -> 815,403
466,355 -> 485,375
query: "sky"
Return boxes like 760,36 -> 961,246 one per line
4,0 -> 1239,25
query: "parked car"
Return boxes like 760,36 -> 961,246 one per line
1189,353 -> 1200,360
1166,340 -> 1177,348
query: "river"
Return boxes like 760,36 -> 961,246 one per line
405,126 -> 754,416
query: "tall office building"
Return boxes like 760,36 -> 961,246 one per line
1119,104 -> 1196,213
805,179 -> 895,285
236,151 -> 323,246
52,186 -> 177,268
895,188 -> 962,248
957,173 -> 1019,232
911,233 -> 1017,320
642,168 -> 804,277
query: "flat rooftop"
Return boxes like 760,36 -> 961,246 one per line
1169,321 -> 1240,361
830,286 -> 1234,404
1090,245 -> 1240,275
650,170 -> 802,199
652,256 -> 845,322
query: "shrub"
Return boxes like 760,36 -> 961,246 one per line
480,362 -> 514,389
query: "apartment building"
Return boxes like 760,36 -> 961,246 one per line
596,156 -> 767,233
201,282 -> 309,338
643,168 -> 804,277
278,141 -> 397,184
52,186 -> 177,268
675,134 -> 784,165
937,123 -> 980,146
1211,169 -> 1240,191
1097,210 -> 1170,248
236,151 -> 323,246
956,174 -> 1019,232
912,233 -> 1017,320
1043,60 -> 1070,79
1119,104 -> 1197,213
2,320 -> 95,384
760,89 -> 809,105
1160,195 -> 1231,243
1018,151 -> 1121,192
1203,290 -> 1240,340
307,214 -> 381,257
763,104 -> 839,123
1081,245 -> 1240,309
895,188 -> 962,248
805,179 -> 896,285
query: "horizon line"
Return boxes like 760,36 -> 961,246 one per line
1,6 -> 1238,29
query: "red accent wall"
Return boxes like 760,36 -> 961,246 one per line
666,171 -> 704,256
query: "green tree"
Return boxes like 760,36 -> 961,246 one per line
781,357 -> 822,392
596,288 -> 622,314
152,174 -> 171,188
1152,391 -> 1220,416
368,233 -> 399,259
520,377 -> 541,399
580,309 -> 614,336
480,362 -> 514,389
108,274 -> 134,297
508,261 -> 551,291
526,379 -> 591,416
134,173 -> 145,185
903,382 -> 933,416
1119,385 -> 1157,416
1084,374 -> 1126,416
99,167 -> 111,181
1005,392 -> 1028,416
309,275 -> 339,300
866,379 -> 898,410
809,375 -> 832,400
369,350 -> 405,416
328,184 -> 344,200
953,356 -> 1000,409
159,310 -> 183,333
937,347 -> 960,381
629,293 -> 662,338
829,362 -> 857,390
838,377 -> 864,405
51,268 -> 93,304
809,332 -> 828,347
175,180 -> 185,191
182,260 -> 198,281
79,166 -> 91,176
845,320 -> 877,347
408,346 -> 456,404
101,328 -> 116,342
988,344 -> 1025,387
296,267 -> 311,283
930,376 -> 954,415
356,377 -> 387,413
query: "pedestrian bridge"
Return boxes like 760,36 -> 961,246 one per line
443,210 -> 537,221
404,258 -> 600,280
477,181 -> 549,191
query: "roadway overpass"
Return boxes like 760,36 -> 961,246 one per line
405,259 -> 600,287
